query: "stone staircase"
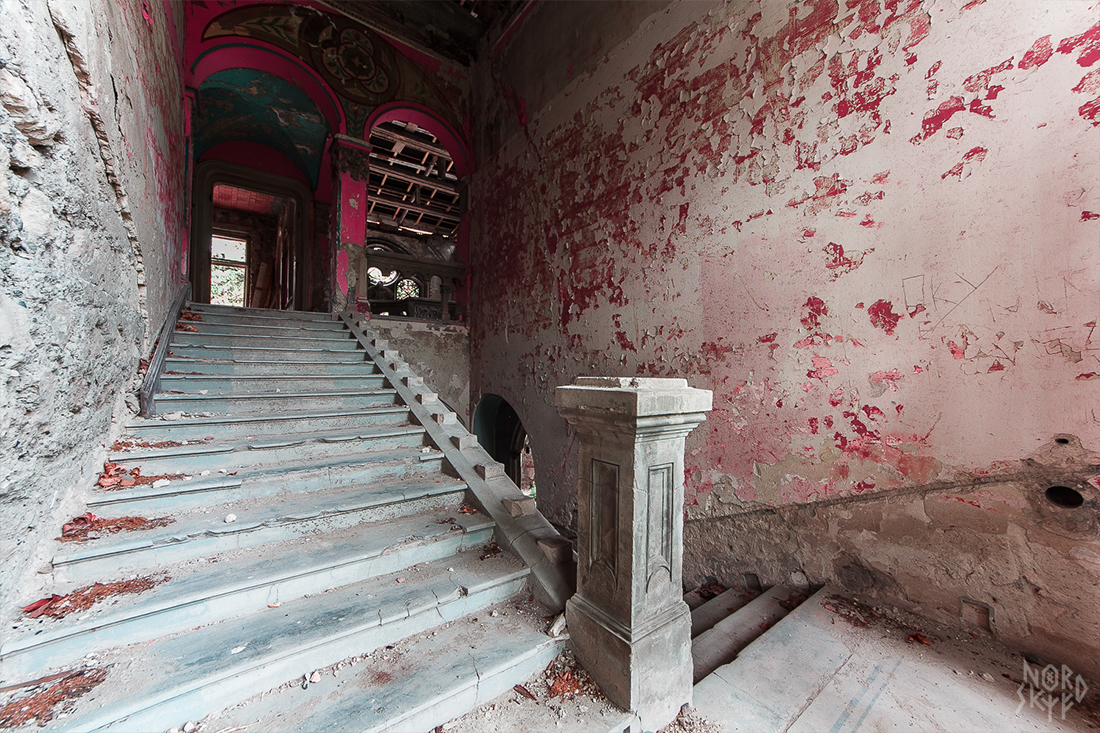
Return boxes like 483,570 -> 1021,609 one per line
0,303 -> 569,732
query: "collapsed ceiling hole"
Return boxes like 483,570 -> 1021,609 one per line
1045,485 -> 1084,508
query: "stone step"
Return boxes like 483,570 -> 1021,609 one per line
171,330 -> 359,351
163,357 -> 379,377
108,425 -> 427,476
691,587 -> 849,733
185,303 -> 336,323
158,373 -> 387,394
3,508 -> 494,678
180,319 -> 350,338
690,587 -> 755,638
168,343 -> 365,363
124,406 -> 412,440
53,472 -> 473,582
92,446 -> 446,516
154,388 -> 400,415
209,604 -> 566,733
691,585 -> 810,683
54,551 -> 531,732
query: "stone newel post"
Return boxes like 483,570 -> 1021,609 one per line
556,377 -> 712,731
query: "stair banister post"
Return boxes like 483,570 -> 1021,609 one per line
555,377 -> 712,731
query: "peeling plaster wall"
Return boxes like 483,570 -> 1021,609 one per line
470,0 -> 1100,676
0,0 -> 185,614
368,317 -> 471,425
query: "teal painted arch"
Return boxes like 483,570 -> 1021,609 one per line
195,68 -> 332,188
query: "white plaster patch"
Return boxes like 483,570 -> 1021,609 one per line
1070,546 -> 1100,569
0,292 -> 33,353
19,187 -> 54,237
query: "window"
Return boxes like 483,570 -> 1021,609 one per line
367,266 -> 399,286
210,234 -> 247,307
395,278 -> 420,300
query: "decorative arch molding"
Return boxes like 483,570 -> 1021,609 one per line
365,101 -> 473,178
191,159 -> 315,309
190,41 -> 346,135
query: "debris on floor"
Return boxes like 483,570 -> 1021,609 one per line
695,583 -> 726,602
58,512 -> 174,542
110,439 -> 188,452
97,461 -> 186,489
22,575 -> 170,619
657,704 -> 721,733
479,542 -> 503,560
176,322 -> 198,332
0,668 -> 107,727
179,311 -> 204,321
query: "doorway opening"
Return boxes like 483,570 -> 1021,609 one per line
474,395 -> 536,498
191,162 -> 315,311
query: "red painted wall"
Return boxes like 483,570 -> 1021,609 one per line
470,0 -> 1100,676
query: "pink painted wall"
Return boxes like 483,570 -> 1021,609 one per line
469,0 -> 1100,676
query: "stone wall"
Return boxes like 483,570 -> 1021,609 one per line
368,316 -> 471,425
0,0 -> 185,614
469,0 -> 1100,678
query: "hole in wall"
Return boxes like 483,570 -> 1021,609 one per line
959,597 -> 993,632
1045,485 -> 1084,509
1054,437 -> 1070,445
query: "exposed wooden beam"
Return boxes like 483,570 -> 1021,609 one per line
371,126 -> 452,160
369,158 -> 460,194
367,149 -> 457,186
372,193 -> 461,221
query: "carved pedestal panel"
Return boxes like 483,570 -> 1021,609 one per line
556,377 -> 712,731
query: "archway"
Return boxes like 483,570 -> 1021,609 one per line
474,395 -> 536,496
191,161 -> 315,309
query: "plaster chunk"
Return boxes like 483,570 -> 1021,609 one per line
19,187 -> 54,237
0,68 -> 59,145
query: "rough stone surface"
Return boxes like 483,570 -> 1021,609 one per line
469,0 -> 1100,681
0,0 -> 184,619
366,316 -> 470,425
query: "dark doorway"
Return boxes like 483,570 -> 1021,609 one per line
474,395 -> 535,497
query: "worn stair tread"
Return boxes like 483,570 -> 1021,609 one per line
216,604 -> 566,733
126,405 -> 411,431
178,323 -> 352,337
157,373 -> 388,394
692,585 -> 806,683
154,388 -> 397,402
108,425 -> 425,463
86,446 -> 446,516
691,587 -> 851,732
54,551 -> 530,732
3,507 -> 495,671
171,334 -> 360,351
185,304 -> 336,321
180,317 -> 348,332
173,327 -> 349,343
87,449 -> 449,507
56,474 -> 472,568
690,587 -> 755,638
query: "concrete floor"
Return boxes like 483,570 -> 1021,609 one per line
694,588 -> 1097,733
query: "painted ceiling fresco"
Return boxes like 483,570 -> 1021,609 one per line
203,4 -> 462,137
195,67 -> 331,187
